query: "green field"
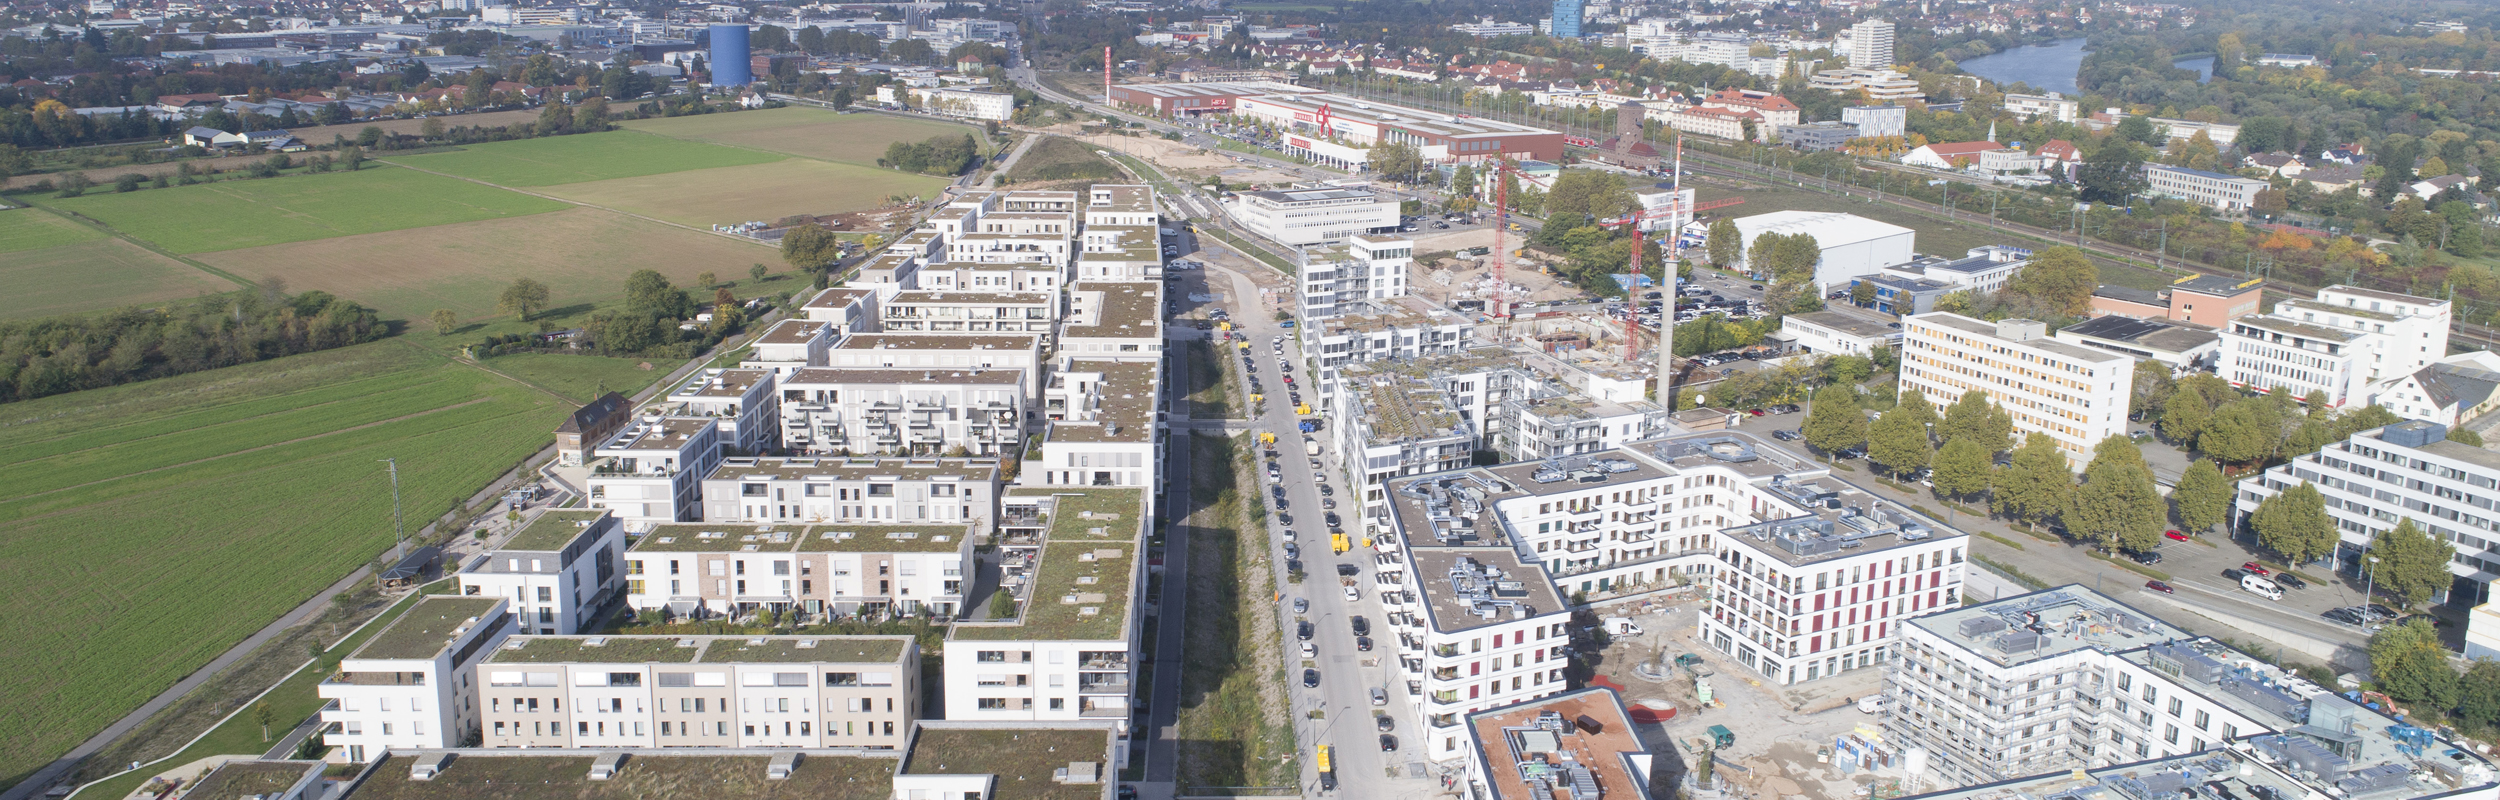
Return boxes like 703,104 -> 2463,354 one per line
540,158 -> 952,227
387,129 -> 784,187
0,206 -> 105,252
0,236 -> 234,319
49,166 -> 566,254
0,343 -> 564,783
623,107 -> 986,166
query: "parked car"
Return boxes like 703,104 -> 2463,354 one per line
1351,616 -> 1370,636
2164,529 -> 2190,541
2275,573 -> 2307,589
1297,621 -> 1313,640
1281,528 -> 1296,541
1282,542 -> 1299,558
1774,429 -> 1803,441
1338,563 -> 1360,577
1376,715 -> 1396,732
2145,580 -> 2175,594
1300,642 -> 1316,658
2323,607 -> 2367,625
2129,550 -> 2162,565
1357,636 -> 1373,651
1380,734 -> 1400,752
1303,669 -> 1320,688
2221,568 -> 2248,581
2241,562 -> 2271,576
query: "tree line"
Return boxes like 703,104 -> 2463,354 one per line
476,270 -> 755,361
880,133 -> 981,176
0,284 -> 385,402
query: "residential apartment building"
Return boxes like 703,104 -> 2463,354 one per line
693,456 -> 1002,531
1847,18 -> 1894,68
1299,234 -> 1415,321
2373,351 -> 2500,427
626,519 -> 976,620
775,367 -> 1026,457
476,635 -> 919,749
944,488 -> 1148,730
1060,282 -> 1165,362
2001,91 -> 2080,122
1651,104 -> 1766,142
553,392 -> 632,467
1076,223 -> 1164,282
320,596 -> 511,761
740,319 -> 839,380
2218,286 -> 2453,406
587,416 -> 724,526
1699,87 -> 1802,129
1843,105 -> 1906,139
457,510 -> 625,636
1303,295 -> 1479,395
913,260 -> 1068,294
1461,688 -> 1650,800
1230,185 -> 1401,246
2236,419 -> 2500,598
1031,361 -> 1162,499
1330,366 -> 1481,496
1900,314 -> 2134,469
799,287 -> 879,331
877,291 -> 1056,336
663,367 -> 778,454
1886,584 -> 2493,800
2143,164 -> 2268,212
825,334 -> 1045,398
1393,546 -> 1574,760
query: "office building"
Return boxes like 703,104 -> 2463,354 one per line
1231,92 -> 1566,165
1848,18 -> 1895,68
1780,121 -> 1859,151
1874,245 -> 2034,297
1300,234 -> 1415,320
475,635 -> 917,749
1550,0 -> 1583,37
457,510 -> 625,636
1462,689 -> 1650,800
1809,68 -> 1925,103
2051,315 -> 2223,370
707,24 -> 750,85
1780,311 -> 1902,356
2217,285 -> 2452,406
1452,17 -> 1535,38
2088,273 -> 2267,327
1231,185 -> 1402,247
907,88 -> 1013,121
2237,419 -> 2500,596
943,488 -> 1148,730
319,596 -> 512,762
1900,314 -> 2134,469
2001,91 -> 2080,123
2143,165 -> 2269,212
1843,105 -> 1907,139
1717,211 -> 1916,289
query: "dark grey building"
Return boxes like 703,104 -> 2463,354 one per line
1779,121 -> 1858,151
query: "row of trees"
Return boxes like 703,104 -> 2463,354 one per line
481,270 -> 750,360
0,285 -> 385,402
2371,618 -> 2500,737
880,133 -> 982,176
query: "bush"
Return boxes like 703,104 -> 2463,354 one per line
113,173 -> 144,192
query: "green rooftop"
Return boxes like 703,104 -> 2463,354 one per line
487,637 -> 701,664
902,728 -> 1116,800
954,540 -> 1134,643
181,761 -> 314,800
794,525 -> 971,553
1030,488 -> 1145,542
349,753 -> 896,800
504,510 -> 607,552
631,524 -> 808,553
355,597 -> 506,661
699,636 -> 911,664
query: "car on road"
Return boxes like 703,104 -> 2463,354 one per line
1338,563 -> 1359,577
1774,429 -> 1803,441
1286,559 -> 1302,575
1770,404 -> 1801,414
2129,550 -> 2162,565
1297,621 -> 1313,640
2241,562 -> 2271,576
1380,734 -> 1400,752
1300,642 -> 1316,658
1303,668 -> 1320,688
2146,580 -> 2174,594
1282,542 -> 1299,559
2165,529 -> 2190,541
1376,715 -> 1395,731
2221,568 -> 2247,581
1292,597 -> 1308,613
1274,498 -> 1288,511
1282,529 -> 1296,541
1351,616 -> 1370,636
1356,636 -> 1373,651
2275,573 -> 2307,589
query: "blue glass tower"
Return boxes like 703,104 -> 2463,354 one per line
709,24 -> 752,86
1550,0 -> 1583,38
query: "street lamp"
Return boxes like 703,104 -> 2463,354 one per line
2363,554 -> 2382,614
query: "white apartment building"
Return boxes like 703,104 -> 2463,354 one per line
320,596 -> 511,761
1031,361 -> 1162,497
1060,282 -> 1165,362
457,510 -> 625,636
1084,184 -> 1159,228
587,416 -> 724,526
2143,164 -> 2268,212
775,367 -> 1026,457
1843,105 -> 1906,139
1077,223 -> 1164,281
740,319 -> 839,380
1847,18 -> 1894,68
909,87 -> 1013,121
1330,366 -> 1481,497
1887,584 -> 2494,800
626,519 -> 977,620
1230,185 -> 1400,246
799,287 -> 879,332
1392,546 -> 1575,760
1900,314 -> 2134,469
2237,419 -> 2500,596
1299,234 -> 1415,321
476,635 -> 919,749
944,488 -> 1147,734
825,333 -> 1045,398
913,260 -> 1067,294
2218,285 -> 2453,406
2002,91 -> 2080,123
663,368 -> 779,454
878,291 -> 1056,336
694,456 -> 1002,531
1303,295 -> 1479,396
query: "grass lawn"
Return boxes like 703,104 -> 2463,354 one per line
0,206 -> 104,252
471,352 -> 671,404
1005,136 -> 1122,184
386,129 -> 783,187
47,166 -> 566,254
0,342 -> 564,784
624,106 -> 988,166
540,158 -> 951,227
1173,433 -> 1297,792
194,206 -> 773,323
0,236 -> 234,319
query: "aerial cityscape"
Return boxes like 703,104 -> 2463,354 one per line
5,0 -> 2500,798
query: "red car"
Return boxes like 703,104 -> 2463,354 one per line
2241,562 -> 2270,576
2145,580 -> 2175,594
2164,529 -> 2190,542
1748,409 -> 1767,417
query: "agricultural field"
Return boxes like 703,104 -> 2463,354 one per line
0,209 -> 235,319
540,158 -> 951,227
195,206 -> 769,322
623,107 -> 984,166
1005,136 -> 1123,184
0,342 -> 563,786
385,130 -> 782,187
49,166 -> 566,254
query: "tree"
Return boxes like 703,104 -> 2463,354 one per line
781,224 -> 845,274
341,145 -> 364,171
2172,460 -> 2231,535
1544,169 -> 1632,220
2460,659 -> 2500,730
1370,142 -> 1423,183
1802,385 -> 1868,456
1892,389 -> 1939,430
2200,399 -> 2282,466
430,308 -> 459,335
2452,427 -> 2486,447
1769,233 -> 1821,285
1850,282 -> 1877,307
1994,432 -> 2074,530
2131,360 -> 2175,419
2068,436 -> 2167,553
624,270 -> 693,318
1931,438 -> 1992,500
2375,517 -> 2458,608
1747,232 -> 1780,277
253,701 -> 276,743
2338,405 -> 2403,437
1706,218 -> 1741,267
2078,141 -> 2148,204
2251,483 -> 2337,566
1939,389 -> 2014,454
1450,164 -> 1478,201
2003,246 -> 2098,316
1868,404 -> 1933,478
2371,618 -> 2460,711
750,263 -> 771,282
497,278 -> 550,321
697,270 -> 717,288
2162,390 -> 2214,444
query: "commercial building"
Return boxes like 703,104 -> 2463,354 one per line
2001,91 -> 2080,123
775,368 -> 1027,457
626,518 -> 977,620
1848,18 -> 1895,68
1780,121 -> 1859,151
2051,314 -> 2223,370
1808,68 -> 1925,103
692,456 -> 1001,531
1231,185 -> 1401,246
1106,79 -> 1309,117
319,596 -> 512,761
1231,92 -> 1566,164
1549,0 -> 1583,37
2143,164 -> 2269,212
2237,419 -> 2500,598
1851,273 -> 1958,315
1781,310 -> 1902,356
2217,286 -> 2453,406
476,635 -> 919,749
1717,211 -> 1917,289
1461,688 -> 1650,800
1899,314 -> 2134,469
2088,273 -> 2267,327
1843,105 -> 1907,139
943,488 -> 1148,732
1299,234 -> 1415,320
907,87 -> 1013,121
1903,141 -> 2004,170
457,510 -> 625,636
1878,246 -> 2033,296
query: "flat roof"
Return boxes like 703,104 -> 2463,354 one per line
2091,285 -> 2166,306
1045,361 -> 1157,444
2146,163 -> 2267,184
1909,584 -> 2190,668
345,752 -> 895,800
1467,689 -> 1647,800
900,726 -> 1117,800
756,319 -> 833,345
1411,547 -> 1568,634
1089,184 -> 1156,212
697,635 -> 910,664
502,509 -> 605,553
700,456 -> 1001,485
633,524 -> 970,555
782,366 -> 1023,386
1787,310 -> 1897,338
955,489 -> 1145,642
2168,273 -> 2264,298
833,333 -> 1040,352
1911,313 -> 2131,363
804,287 -> 875,310
794,524 -> 976,553
2320,284 -> 2446,307
1244,90 -> 1559,138
887,290 -> 1053,305
1733,210 -> 1914,246
355,596 -> 505,661
1109,79 -> 1308,100
2056,314 -> 2221,354
605,417 -> 713,452
488,636 -> 702,664
1343,370 -> 1469,445
2232,314 -> 2370,342
183,761 -> 316,800
672,368 -> 772,399
2279,297 -> 2398,322
1063,282 -> 1162,340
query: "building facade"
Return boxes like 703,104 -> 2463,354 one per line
2143,164 -> 2268,212
458,510 -> 625,636
476,635 -> 919,749
1230,185 -> 1402,246
1848,18 -> 1895,68
2236,420 -> 2500,602
319,596 -> 511,761
626,519 -> 978,620
1899,314 -> 2134,469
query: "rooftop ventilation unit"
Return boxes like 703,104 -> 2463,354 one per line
2335,764 -> 2411,796
1958,616 -> 2008,637
1991,631 -> 2048,654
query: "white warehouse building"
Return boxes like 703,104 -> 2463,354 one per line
1714,211 -> 1916,291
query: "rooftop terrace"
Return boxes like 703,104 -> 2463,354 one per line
345,752 -> 896,800
1910,584 -> 2191,668
900,727 -> 1117,800
957,489 -> 1145,642
700,456 -> 1000,484
354,596 -> 505,661
182,760 -> 317,800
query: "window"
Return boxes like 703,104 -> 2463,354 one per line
978,698 -> 1008,709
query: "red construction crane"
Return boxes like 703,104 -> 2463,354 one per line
1487,158 -> 1519,319
1599,208 -> 1673,361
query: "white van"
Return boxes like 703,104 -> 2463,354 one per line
2242,574 -> 2284,601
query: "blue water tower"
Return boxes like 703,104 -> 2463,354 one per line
709,24 -> 752,86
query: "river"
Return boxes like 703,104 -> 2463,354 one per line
1960,37 -> 2213,96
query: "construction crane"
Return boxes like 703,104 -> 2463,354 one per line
1487,157 -> 1523,320
1598,207 -> 1674,362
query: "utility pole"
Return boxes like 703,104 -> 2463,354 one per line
380,457 -> 406,566
2156,219 -> 2168,270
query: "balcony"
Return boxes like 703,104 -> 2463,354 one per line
1078,698 -> 1129,718
1432,644 -> 1458,658
1078,675 -> 1132,694
1080,653 -> 1130,670
1430,690 -> 1460,705
1431,667 -> 1459,681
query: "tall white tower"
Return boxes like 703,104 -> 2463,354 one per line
1849,19 -> 1896,69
